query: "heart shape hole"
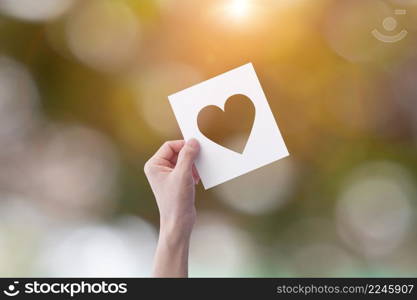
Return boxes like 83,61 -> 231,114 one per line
197,94 -> 255,153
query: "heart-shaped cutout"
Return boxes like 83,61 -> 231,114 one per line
197,94 -> 255,153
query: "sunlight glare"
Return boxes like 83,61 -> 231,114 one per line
227,0 -> 251,19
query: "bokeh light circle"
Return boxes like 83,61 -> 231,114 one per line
0,195 -> 49,276
0,0 -> 74,22
37,216 -> 157,276
66,0 -> 140,72
336,161 -> 415,258
189,213 -> 255,277
215,157 -> 296,215
134,63 -> 203,138
0,56 -> 40,154
26,124 -> 120,215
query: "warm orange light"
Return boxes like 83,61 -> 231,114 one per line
226,0 -> 251,20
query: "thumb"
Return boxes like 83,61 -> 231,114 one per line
176,138 -> 200,174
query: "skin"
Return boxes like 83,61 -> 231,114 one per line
144,139 -> 200,277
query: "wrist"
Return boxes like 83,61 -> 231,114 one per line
154,219 -> 192,278
159,216 -> 194,247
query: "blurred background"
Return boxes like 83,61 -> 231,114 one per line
0,0 -> 417,277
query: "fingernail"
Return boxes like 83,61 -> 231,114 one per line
186,138 -> 199,149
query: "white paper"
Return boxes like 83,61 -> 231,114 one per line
168,63 -> 289,189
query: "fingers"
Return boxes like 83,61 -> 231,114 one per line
192,165 -> 200,184
176,139 -> 200,175
145,140 -> 185,174
152,140 -> 185,164
145,139 -> 201,184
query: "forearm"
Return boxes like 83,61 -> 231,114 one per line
152,222 -> 192,277
146,139 -> 199,278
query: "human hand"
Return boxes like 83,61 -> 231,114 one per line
144,139 -> 200,240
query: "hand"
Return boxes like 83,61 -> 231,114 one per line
144,139 -> 200,277
144,139 -> 200,234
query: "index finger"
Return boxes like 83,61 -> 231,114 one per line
152,140 -> 185,163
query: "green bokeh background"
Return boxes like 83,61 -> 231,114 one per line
0,0 -> 416,277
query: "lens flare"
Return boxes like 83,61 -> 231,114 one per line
226,0 -> 251,19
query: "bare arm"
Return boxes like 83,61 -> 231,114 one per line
144,139 -> 200,277
152,223 -> 192,277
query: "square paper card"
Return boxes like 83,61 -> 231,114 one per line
168,63 -> 289,189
